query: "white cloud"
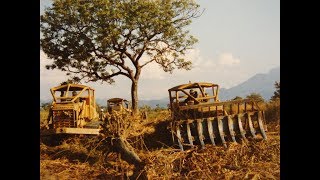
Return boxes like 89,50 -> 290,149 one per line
217,53 -> 240,66
140,61 -> 166,80
140,49 -> 207,79
40,50 -> 68,87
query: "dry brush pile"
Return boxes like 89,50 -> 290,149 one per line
142,135 -> 279,179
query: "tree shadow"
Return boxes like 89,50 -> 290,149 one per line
141,120 -> 176,150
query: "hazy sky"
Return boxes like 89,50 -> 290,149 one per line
40,0 -> 280,100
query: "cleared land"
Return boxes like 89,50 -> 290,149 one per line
40,110 -> 280,180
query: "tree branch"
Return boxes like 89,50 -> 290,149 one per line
140,59 -> 154,68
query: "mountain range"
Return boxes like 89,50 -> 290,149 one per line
219,66 -> 280,101
41,66 -> 280,108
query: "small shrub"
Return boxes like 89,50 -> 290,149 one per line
264,99 -> 280,123
40,109 -> 49,128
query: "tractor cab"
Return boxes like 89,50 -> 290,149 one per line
51,84 -> 94,105
168,82 -> 220,108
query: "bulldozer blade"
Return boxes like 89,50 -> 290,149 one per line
258,111 -> 267,140
207,118 -> 216,146
176,125 -> 184,151
186,122 -> 194,147
217,117 -> 227,148
237,115 -> 247,141
247,112 -> 257,138
227,116 -> 237,142
197,119 -> 205,149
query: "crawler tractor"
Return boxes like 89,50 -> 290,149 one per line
107,98 -> 131,114
103,98 -> 132,120
168,82 -> 267,150
41,84 -> 102,136
106,98 -> 147,119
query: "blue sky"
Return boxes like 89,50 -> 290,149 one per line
40,0 -> 280,100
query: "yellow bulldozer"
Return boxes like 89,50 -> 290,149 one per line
102,98 -> 133,121
105,98 -> 147,119
107,98 -> 131,114
41,83 -> 102,136
168,82 -> 267,150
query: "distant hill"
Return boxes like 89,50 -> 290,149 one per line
219,67 -> 280,101
40,99 -> 52,106
139,98 -> 169,108
95,98 -> 107,107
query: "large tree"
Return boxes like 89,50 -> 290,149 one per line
41,0 -> 201,114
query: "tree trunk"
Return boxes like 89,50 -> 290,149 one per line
114,137 -> 143,166
131,80 -> 139,115
112,137 -> 147,180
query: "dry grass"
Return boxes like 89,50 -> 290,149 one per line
141,133 -> 279,179
40,107 -> 280,180
40,133 -> 279,179
40,110 -> 49,129
265,100 -> 280,123
40,138 -> 135,179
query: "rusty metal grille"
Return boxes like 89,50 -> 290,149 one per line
52,110 -> 76,128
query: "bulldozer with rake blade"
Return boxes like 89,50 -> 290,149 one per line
168,82 -> 267,150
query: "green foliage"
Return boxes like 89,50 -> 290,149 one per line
41,102 -> 52,111
140,105 -> 152,113
60,78 -> 81,85
154,104 -> 166,112
270,81 -> 280,101
246,93 -> 265,102
265,81 -> 280,124
232,96 -> 243,100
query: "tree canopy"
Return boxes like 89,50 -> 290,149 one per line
41,0 -> 201,113
232,96 -> 243,101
